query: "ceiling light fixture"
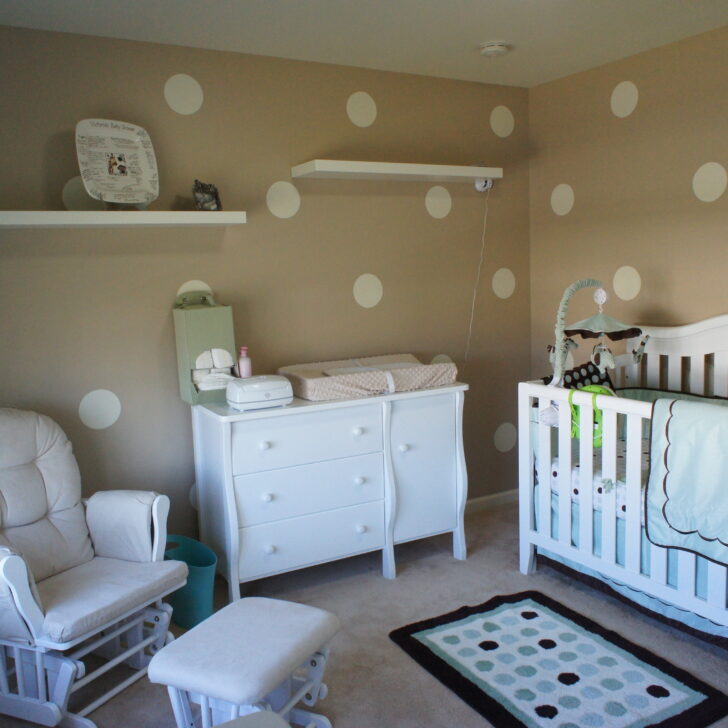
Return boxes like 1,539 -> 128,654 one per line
479,41 -> 511,58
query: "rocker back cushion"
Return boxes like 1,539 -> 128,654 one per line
0,409 -> 94,582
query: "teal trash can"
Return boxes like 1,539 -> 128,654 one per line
165,535 -> 217,629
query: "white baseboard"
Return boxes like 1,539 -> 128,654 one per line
465,489 -> 518,514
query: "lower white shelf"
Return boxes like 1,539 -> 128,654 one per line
0,211 -> 247,229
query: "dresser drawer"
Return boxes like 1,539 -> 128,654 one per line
238,501 -> 384,581
231,404 -> 383,474
234,452 -> 384,526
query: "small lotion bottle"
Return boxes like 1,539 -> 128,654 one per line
237,346 -> 252,378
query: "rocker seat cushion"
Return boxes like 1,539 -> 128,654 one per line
148,597 -> 340,705
37,557 -> 188,643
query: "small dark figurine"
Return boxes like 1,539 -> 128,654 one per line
192,179 -> 222,211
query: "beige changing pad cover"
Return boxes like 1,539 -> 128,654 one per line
278,354 -> 457,401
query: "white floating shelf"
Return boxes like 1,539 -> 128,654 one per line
0,211 -> 247,229
291,159 -> 503,183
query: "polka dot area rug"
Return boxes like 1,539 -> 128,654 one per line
389,591 -> 728,727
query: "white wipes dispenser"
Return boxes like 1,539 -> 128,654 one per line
226,375 -> 293,412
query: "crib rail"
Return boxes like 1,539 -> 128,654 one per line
518,380 -> 728,630
613,314 -> 728,395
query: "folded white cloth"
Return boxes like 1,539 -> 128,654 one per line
196,373 -> 234,391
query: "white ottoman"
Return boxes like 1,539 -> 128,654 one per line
148,597 -> 340,728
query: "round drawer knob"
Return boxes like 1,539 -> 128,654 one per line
354,476 -> 365,486
259,441 -> 272,451
261,492 -> 274,503
264,544 -> 277,555
355,524 -> 367,534
352,427 -> 364,437
398,443 -> 410,452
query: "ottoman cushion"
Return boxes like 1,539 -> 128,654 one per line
148,597 -> 340,705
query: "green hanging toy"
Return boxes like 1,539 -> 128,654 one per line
568,385 -> 615,448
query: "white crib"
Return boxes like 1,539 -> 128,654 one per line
519,313 -> 728,635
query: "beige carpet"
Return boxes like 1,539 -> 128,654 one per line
5,502 -> 728,727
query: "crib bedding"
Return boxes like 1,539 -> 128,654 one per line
541,437 -> 650,517
535,491 -> 728,638
646,397 -> 728,566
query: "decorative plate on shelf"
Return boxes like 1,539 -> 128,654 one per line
75,119 -> 159,206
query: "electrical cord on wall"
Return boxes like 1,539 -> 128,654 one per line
462,184 -> 492,371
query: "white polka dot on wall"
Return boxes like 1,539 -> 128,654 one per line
425,186 -> 452,218
492,268 -> 516,299
610,81 -> 639,118
613,266 -> 641,301
431,354 -> 453,364
164,74 -> 204,115
79,390 -> 121,430
490,105 -> 515,138
692,162 -> 727,203
266,181 -> 301,219
494,422 -> 517,453
353,273 -> 383,308
177,280 -> 212,297
346,91 -> 377,127
550,184 -> 574,216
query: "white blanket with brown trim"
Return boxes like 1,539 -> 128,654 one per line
645,398 -> 728,566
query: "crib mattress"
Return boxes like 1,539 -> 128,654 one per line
278,353 -> 457,401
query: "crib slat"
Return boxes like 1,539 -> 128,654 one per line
600,409 -> 617,565
706,561 -> 727,608
612,366 -> 623,388
689,355 -> 705,395
646,354 -> 660,389
649,543 -> 668,585
557,397 -> 572,546
538,398 -> 553,541
714,352 -> 728,397
667,357 -> 681,391
622,361 -> 640,388
624,414 -> 642,574
677,551 -> 696,595
578,399 -> 594,557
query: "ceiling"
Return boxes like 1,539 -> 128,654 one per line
2,0 -> 728,87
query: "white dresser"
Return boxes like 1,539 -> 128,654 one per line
191,384 -> 468,601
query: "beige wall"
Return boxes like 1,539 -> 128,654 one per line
0,26 -> 531,534
529,26 -> 728,376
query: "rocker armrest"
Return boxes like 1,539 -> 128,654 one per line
0,547 -> 45,643
85,490 -> 170,563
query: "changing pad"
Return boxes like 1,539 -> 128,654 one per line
278,354 -> 457,401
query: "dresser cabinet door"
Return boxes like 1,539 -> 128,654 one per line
391,394 -> 457,543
